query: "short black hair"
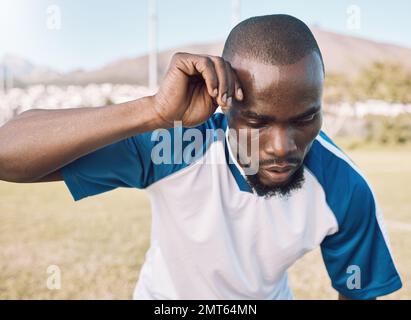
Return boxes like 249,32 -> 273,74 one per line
222,14 -> 324,72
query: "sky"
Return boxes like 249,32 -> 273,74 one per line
0,0 -> 410,72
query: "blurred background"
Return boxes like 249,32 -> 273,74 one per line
0,0 -> 410,299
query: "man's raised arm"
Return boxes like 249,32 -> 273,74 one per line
0,53 -> 243,183
0,97 -> 161,183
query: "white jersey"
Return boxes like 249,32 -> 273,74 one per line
61,109 -> 402,300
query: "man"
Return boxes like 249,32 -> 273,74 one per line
0,14 -> 402,299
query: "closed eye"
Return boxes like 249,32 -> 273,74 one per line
293,112 -> 318,125
247,120 -> 268,128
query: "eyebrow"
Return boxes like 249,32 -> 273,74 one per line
241,105 -> 321,122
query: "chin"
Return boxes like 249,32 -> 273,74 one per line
246,165 -> 306,199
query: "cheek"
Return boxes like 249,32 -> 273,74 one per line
295,115 -> 322,152
239,128 -> 260,159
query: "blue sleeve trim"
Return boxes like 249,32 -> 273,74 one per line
60,165 -> 87,201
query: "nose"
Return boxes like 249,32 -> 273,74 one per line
264,126 -> 297,159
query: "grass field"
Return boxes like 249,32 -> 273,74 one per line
0,145 -> 410,299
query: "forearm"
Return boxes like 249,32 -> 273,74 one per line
0,96 -> 162,182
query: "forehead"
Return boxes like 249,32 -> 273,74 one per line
230,52 -> 324,116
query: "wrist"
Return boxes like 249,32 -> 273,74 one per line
129,95 -> 172,133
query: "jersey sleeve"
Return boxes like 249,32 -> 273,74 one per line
60,132 -> 156,201
59,113 -> 217,202
320,177 -> 402,299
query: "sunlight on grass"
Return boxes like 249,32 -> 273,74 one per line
0,146 -> 409,299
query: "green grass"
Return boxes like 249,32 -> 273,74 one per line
0,145 -> 410,299
0,185 -> 151,299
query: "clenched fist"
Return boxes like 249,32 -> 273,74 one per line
152,52 -> 244,128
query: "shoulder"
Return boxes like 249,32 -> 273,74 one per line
131,110 -> 227,147
304,131 -> 376,228
127,110 -> 227,187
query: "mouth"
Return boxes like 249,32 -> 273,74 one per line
260,164 -> 296,183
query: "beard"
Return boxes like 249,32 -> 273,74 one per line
245,164 -> 305,199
